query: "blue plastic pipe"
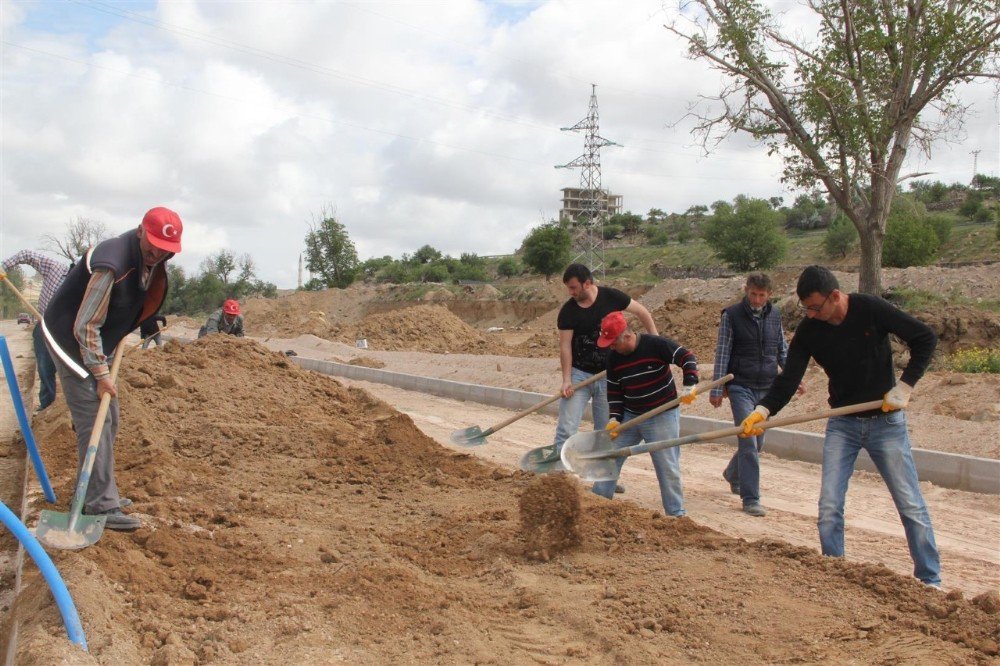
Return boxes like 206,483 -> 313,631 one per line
0,335 -> 56,503
0,501 -> 87,650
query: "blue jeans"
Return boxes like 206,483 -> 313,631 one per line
592,408 -> 685,516
722,385 -> 768,505
32,323 -> 57,410
552,367 -> 609,450
820,412 -> 940,585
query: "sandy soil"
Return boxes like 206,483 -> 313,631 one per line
5,335 -> 998,665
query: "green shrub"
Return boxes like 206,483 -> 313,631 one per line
822,214 -> 858,258
882,216 -> 939,267
923,213 -> 953,244
496,257 -> 520,278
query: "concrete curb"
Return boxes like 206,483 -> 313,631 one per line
292,356 -> 1000,495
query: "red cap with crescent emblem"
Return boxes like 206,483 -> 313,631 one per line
223,299 -> 240,316
142,207 -> 183,253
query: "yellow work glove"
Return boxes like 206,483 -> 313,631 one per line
0,269 -> 7,280
740,406 -> 769,437
881,381 -> 912,412
679,384 -> 698,405
605,419 -> 620,440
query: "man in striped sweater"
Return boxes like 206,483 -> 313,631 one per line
592,311 -> 700,516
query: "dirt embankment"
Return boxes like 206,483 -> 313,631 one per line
10,336 -> 1000,663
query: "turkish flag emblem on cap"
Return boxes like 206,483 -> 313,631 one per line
142,207 -> 183,253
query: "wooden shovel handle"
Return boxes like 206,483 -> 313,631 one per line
131,323 -> 170,350
621,399 -> 886,459
486,371 -> 608,434
1,275 -> 43,320
613,373 -> 734,435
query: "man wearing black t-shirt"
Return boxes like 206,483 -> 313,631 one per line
740,265 -> 940,587
552,264 -> 658,467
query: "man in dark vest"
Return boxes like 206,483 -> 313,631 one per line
709,272 -> 801,517
43,207 -> 182,531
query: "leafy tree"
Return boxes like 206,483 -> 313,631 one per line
609,212 -> 643,235
358,256 -> 394,281
413,245 -> 442,264
883,217 -> 939,268
376,262 -> 411,284
823,214 -> 859,258
43,216 -> 110,262
419,263 -> 450,283
0,267 -> 26,319
667,1 -> 999,294
602,224 -> 623,240
520,223 -> 571,279
647,208 -> 667,223
304,214 -> 359,289
496,257 -> 520,278
702,197 -> 787,271
972,174 -> 1000,196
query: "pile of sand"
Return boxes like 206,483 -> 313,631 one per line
11,335 -> 999,663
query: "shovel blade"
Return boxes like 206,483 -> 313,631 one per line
518,445 -> 566,474
561,430 -> 621,482
35,510 -> 106,550
450,425 -> 490,447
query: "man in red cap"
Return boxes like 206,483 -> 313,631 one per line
198,298 -> 245,338
592,310 -> 700,516
43,206 -> 182,531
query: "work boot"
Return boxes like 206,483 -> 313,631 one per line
614,483 -> 625,494
86,507 -> 141,532
743,503 -> 767,517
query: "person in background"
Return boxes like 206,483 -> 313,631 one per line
198,299 -> 244,338
1,250 -> 71,410
710,272 -> 802,517
140,313 -> 167,349
552,263 -> 658,493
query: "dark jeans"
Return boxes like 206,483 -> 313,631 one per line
32,323 -> 57,410
722,385 -> 768,505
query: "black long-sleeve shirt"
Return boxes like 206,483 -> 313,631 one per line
606,333 -> 699,421
760,293 -> 936,417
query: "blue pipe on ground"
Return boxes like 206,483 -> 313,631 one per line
0,501 -> 87,650
0,335 -> 56,503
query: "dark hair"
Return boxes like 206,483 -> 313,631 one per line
796,265 -> 839,299
562,263 -> 593,284
745,272 -> 772,291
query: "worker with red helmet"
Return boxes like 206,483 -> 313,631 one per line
198,298 -> 245,338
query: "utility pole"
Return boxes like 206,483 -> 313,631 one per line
298,253 -> 303,289
970,150 -> 981,186
556,84 -> 620,278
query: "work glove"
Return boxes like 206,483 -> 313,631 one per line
881,381 -> 912,412
740,405 -> 770,437
679,384 -> 698,405
0,269 -> 6,280
605,419 -> 620,440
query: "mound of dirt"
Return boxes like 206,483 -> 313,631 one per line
347,305 -> 496,353
11,335 -> 999,663
650,299 -> 729,359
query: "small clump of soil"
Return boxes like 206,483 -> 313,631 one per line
518,474 -> 581,560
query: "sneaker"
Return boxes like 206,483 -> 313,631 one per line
614,483 -> 625,494
86,507 -> 141,532
743,503 -> 767,517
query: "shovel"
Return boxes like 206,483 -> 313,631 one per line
450,371 -> 607,446
36,343 -> 127,550
562,399 -> 885,482
519,373 -> 734,473
130,323 -> 171,351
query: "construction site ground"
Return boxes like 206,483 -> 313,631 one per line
0,265 -> 998,663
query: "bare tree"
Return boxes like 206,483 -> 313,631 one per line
42,216 -> 110,262
666,0 -> 999,294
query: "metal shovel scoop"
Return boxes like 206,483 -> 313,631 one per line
519,374 -> 734,474
37,343 -> 127,550
563,399 -> 885,482
450,371 -> 607,446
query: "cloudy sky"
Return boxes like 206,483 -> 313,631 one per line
1,0 -> 997,288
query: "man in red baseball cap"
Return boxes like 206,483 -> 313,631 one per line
42,206 -> 183,533
198,298 -> 245,338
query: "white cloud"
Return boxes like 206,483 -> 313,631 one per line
1,0 -> 996,288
